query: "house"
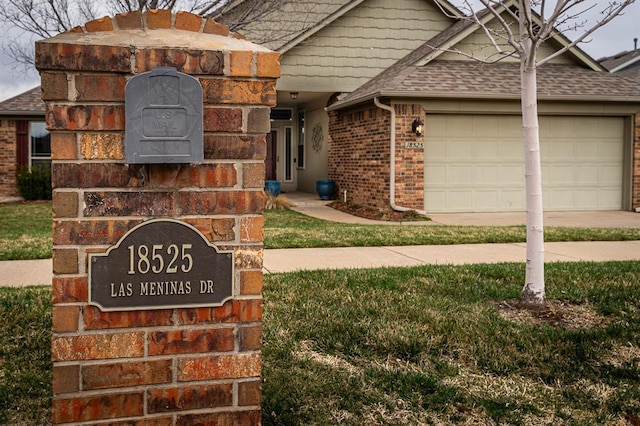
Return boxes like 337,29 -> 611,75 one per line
217,0 -> 640,213
600,39 -> 640,80
2,0 -> 640,213
0,86 -> 47,197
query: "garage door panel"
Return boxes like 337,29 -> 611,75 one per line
474,166 -> 499,184
447,165 -> 473,184
473,190 -> 499,210
448,140 -> 475,159
424,114 -> 624,212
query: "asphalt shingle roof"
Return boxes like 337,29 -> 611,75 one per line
0,86 -> 45,115
331,59 -> 640,110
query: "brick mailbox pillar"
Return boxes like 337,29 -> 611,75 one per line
36,10 -> 279,425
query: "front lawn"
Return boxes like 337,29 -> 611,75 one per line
2,202 -> 639,260
264,209 -> 640,249
2,262 -> 639,425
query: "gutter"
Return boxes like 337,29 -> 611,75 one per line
373,97 -> 429,216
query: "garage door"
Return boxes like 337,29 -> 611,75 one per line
424,115 -> 624,212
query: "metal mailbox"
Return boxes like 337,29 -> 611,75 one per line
125,67 -> 203,164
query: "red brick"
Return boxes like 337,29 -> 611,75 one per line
52,305 -> 80,333
147,383 -> 233,413
242,162 -> 265,188
184,217 -> 236,242
229,51 -> 253,77
240,216 -> 264,242
178,299 -> 263,325
40,73 -> 67,100
52,332 -> 144,361
178,353 -> 261,381
83,359 -> 172,390
203,107 -> 243,132
177,409 -> 261,426
257,51 -> 281,78
201,79 -> 276,106
54,219 -> 141,246
85,16 -> 115,32
74,74 -> 126,101
35,42 -> 132,72
247,107 -> 271,133
46,104 -> 125,131
175,11 -> 203,32
82,191 -> 175,217
102,417 -> 174,426
240,270 -> 263,295
83,306 -> 173,329
115,11 -> 143,30
53,191 -> 78,218
146,9 -> 172,29
148,163 -> 237,188
52,163 -> 144,188
52,276 -> 88,303
203,134 -> 266,160
79,132 -> 124,160
53,248 -> 78,274
234,247 -> 264,269
239,325 -> 262,351
134,48 -> 224,74
203,19 -> 229,36
53,364 -> 79,394
179,190 -> 264,215
51,132 -> 77,160
148,328 -> 235,355
238,380 -> 262,406
52,392 -> 143,423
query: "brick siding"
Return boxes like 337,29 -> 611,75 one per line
0,120 -> 18,197
38,10 -> 279,425
328,103 -> 424,210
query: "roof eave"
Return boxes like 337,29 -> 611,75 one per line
0,110 -> 45,116
327,91 -> 640,111
610,55 -> 640,73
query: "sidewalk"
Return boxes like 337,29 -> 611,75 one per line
1,192 -> 639,286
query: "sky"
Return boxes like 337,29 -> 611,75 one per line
0,1 -> 638,103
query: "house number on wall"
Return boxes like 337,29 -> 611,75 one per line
88,219 -> 233,311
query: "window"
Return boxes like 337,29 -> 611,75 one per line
297,112 -> 305,168
285,127 -> 292,181
30,122 -> 51,171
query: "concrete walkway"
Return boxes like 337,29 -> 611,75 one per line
1,192 -> 639,286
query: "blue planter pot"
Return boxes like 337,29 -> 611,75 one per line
265,180 -> 281,196
316,180 -> 335,200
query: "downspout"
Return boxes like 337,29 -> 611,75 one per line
374,97 -> 428,216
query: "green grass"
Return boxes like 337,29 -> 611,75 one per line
1,202 -> 639,260
264,209 -> 640,249
0,202 -> 52,260
4,262 -> 638,424
0,286 -> 52,425
263,262 -> 640,425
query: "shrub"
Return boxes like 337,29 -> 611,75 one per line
16,166 -> 52,200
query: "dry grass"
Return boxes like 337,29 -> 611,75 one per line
261,191 -> 293,210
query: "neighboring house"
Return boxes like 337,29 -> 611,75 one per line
600,39 -> 640,81
0,87 -> 48,197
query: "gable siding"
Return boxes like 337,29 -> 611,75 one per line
438,18 -> 576,64
278,0 -> 453,92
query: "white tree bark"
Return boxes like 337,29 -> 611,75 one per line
520,61 -> 546,304
519,1 -> 545,304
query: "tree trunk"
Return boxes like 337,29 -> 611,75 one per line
520,63 -> 546,304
